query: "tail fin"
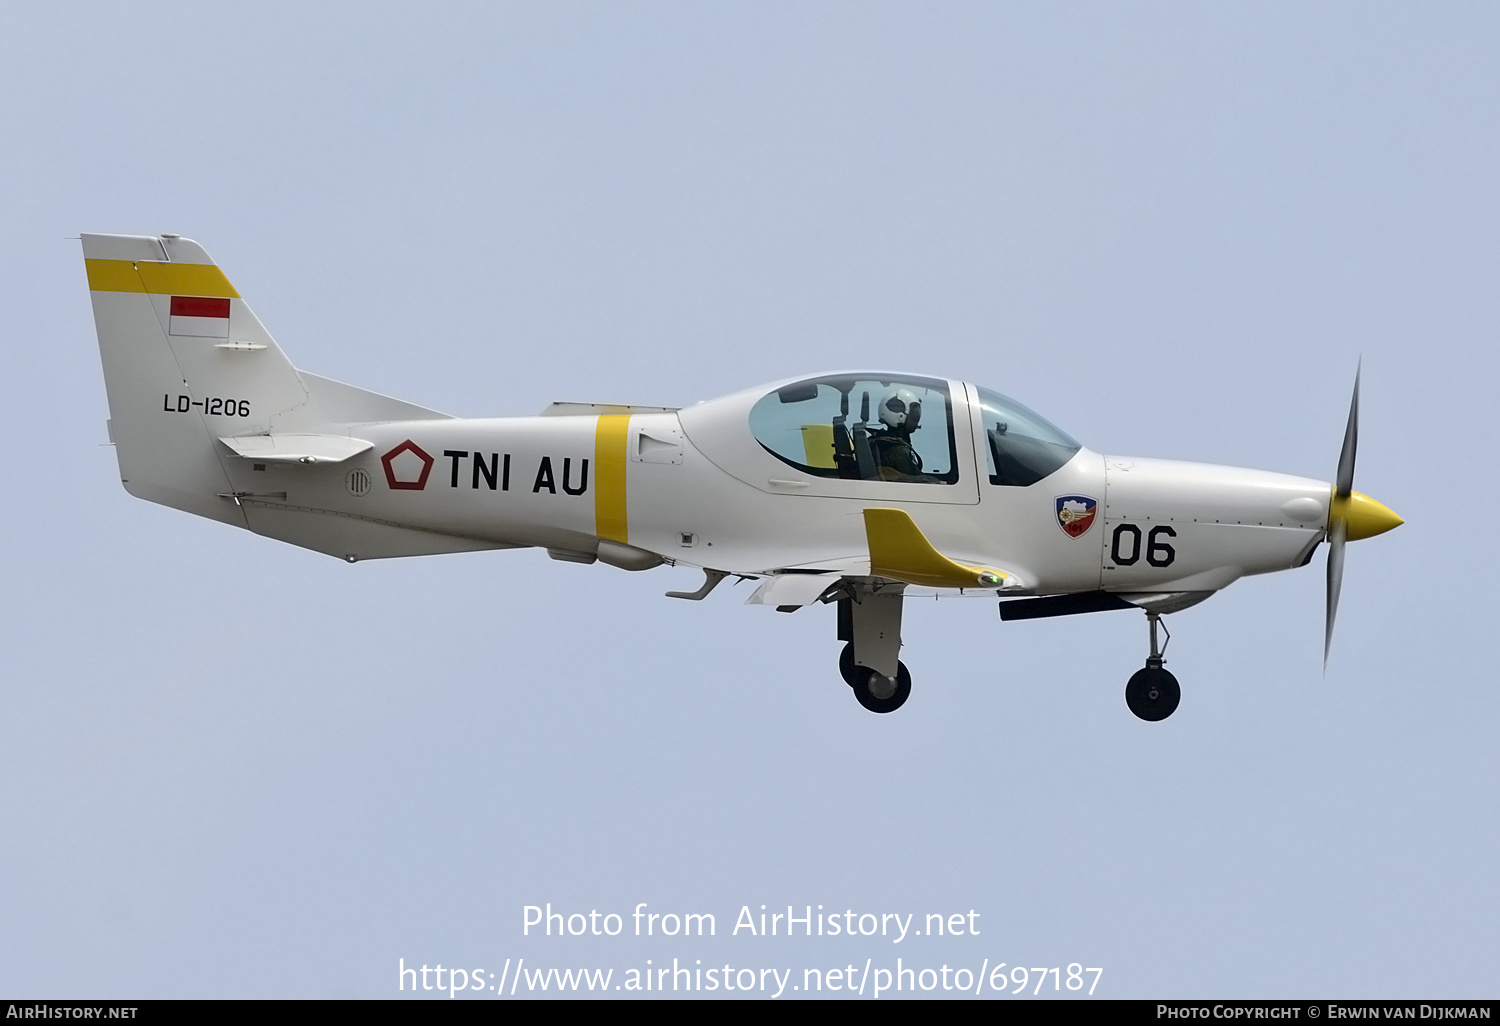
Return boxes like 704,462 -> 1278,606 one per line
83,233 -> 308,524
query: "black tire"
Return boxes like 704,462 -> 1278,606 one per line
852,660 -> 912,714
1125,666 -> 1180,721
838,643 -> 859,687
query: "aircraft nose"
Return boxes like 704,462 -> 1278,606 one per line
1332,491 -> 1404,541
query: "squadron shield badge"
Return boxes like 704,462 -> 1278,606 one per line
1055,495 -> 1098,538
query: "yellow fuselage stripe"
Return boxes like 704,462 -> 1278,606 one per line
595,415 -> 631,543
85,258 -> 241,298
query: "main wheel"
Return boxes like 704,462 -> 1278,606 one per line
851,660 -> 912,714
838,643 -> 859,687
1125,665 -> 1180,721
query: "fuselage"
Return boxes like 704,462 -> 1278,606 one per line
228,372 -> 1334,599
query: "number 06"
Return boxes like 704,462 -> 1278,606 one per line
1110,523 -> 1176,567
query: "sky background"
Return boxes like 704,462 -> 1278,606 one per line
1,1 -> 1496,999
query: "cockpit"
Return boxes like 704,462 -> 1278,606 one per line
747,374 -> 1081,487
749,374 -> 958,484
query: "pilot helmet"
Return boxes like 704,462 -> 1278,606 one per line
879,388 -> 922,430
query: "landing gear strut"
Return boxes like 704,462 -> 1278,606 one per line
835,586 -> 911,714
1125,612 -> 1180,721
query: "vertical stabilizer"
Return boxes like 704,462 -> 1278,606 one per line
83,233 -> 308,524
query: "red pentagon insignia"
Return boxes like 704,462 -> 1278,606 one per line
381,439 -> 434,490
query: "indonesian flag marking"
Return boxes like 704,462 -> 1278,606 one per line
169,295 -> 231,338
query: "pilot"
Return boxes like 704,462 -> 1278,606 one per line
867,388 -> 931,481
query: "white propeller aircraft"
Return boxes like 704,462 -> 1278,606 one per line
82,233 -> 1402,719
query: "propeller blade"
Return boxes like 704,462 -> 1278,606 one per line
1335,364 -> 1360,498
1324,517 -> 1346,667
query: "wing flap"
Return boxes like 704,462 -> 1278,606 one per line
746,573 -> 842,610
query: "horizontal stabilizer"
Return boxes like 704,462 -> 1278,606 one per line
219,433 -> 373,464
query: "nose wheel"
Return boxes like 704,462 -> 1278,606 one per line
1125,612 -> 1180,721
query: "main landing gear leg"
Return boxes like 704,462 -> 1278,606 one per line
1125,611 -> 1180,721
836,588 -> 911,714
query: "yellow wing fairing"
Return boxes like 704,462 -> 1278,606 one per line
862,508 -> 1008,590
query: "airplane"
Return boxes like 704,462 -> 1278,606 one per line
81,232 -> 1403,719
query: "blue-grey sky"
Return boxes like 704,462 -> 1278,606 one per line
2,1 -> 1495,999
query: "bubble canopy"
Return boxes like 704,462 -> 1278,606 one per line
747,374 -> 1080,487
973,385 -> 1081,487
748,374 -> 959,484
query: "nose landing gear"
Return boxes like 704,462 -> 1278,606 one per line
1125,611 -> 1180,721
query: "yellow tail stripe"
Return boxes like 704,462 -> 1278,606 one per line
84,259 -> 146,293
595,415 -> 631,543
85,258 -> 241,298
